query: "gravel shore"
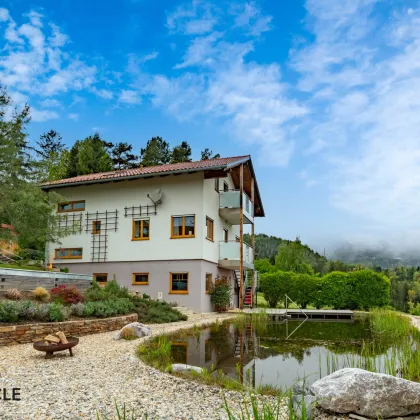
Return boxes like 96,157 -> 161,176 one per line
0,313 -> 288,420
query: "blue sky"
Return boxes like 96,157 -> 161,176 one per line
1,0 -> 420,253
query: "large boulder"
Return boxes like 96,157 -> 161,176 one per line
113,322 -> 152,340
172,364 -> 203,374
311,368 -> 420,418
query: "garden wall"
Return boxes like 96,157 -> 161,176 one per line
0,267 -> 92,291
0,313 -> 137,346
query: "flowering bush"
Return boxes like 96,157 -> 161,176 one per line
210,277 -> 232,312
50,285 -> 84,305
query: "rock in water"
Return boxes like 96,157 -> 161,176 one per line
311,368 -> 420,418
113,322 -> 152,340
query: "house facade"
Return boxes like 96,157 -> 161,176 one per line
41,156 -> 264,313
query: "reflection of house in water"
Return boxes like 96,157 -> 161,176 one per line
170,323 -> 260,387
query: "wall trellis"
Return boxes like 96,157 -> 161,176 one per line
91,233 -> 108,262
57,213 -> 83,234
85,210 -> 119,233
124,204 -> 157,218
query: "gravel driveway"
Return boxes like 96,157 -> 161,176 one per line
0,313 -> 286,420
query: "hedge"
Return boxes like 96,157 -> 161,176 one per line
260,269 -> 390,310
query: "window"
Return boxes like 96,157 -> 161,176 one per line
94,273 -> 108,284
132,219 -> 150,240
170,272 -> 188,294
223,182 -> 229,192
92,221 -> 101,235
206,217 -> 214,241
54,248 -> 83,259
132,273 -> 149,285
171,215 -> 195,238
205,339 -> 212,363
223,228 -> 228,242
205,273 -> 212,294
171,342 -> 188,364
58,200 -> 85,213
214,178 -> 219,192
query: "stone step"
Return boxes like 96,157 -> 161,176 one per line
175,306 -> 195,315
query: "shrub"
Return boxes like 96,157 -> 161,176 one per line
17,301 -> 37,320
133,298 -> 187,324
260,271 -> 293,308
349,270 -> 390,310
46,302 -> 69,322
35,304 -> 50,321
84,280 -> 130,302
60,267 -> 69,273
409,302 -> 420,316
5,288 -> 22,301
51,285 -> 84,305
121,327 -> 137,340
0,301 -> 20,322
32,287 -> 50,302
210,278 -> 231,312
321,271 -> 351,309
289,274 -> 321,309
70,302 -> 85,317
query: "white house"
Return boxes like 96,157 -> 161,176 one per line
41,155 -> 264,313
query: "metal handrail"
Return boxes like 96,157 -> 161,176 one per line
284,294 -> 308,339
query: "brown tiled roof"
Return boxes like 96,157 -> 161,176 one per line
41,155 -> 250,189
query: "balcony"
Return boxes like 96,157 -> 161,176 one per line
219,190 -> 254,225
218,241 -> 254,270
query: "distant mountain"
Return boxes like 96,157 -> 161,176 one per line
331,243 -> 420,269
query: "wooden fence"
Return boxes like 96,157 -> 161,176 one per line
0,268 -> 92,291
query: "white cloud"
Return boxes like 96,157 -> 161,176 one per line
232,2 -> 272,36
167,0 -> 218,35
292,1 -> 420,229
0,8 -> 10,22
68,113 -> 79,121
39,98 -> 62,108
118,89 -> 142,104
90,86 -> 114,99
144,1 -> 305,165
31,107 -> 59,122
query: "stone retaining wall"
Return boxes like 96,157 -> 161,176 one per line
0,313 -> 138,346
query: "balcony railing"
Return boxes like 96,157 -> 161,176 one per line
219,190 -> 253,224
219,240 -> 254,269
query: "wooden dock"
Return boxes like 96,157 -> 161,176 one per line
242,308 -> 354,321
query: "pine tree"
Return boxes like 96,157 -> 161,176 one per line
201,148 -> 220,160
140,137 -> 171,166
111,142 -> 139,170
171,141 -> 192,163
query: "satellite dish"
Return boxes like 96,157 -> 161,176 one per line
147,189 -> 163,205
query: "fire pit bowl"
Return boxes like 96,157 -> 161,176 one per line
33,336 -> 79,359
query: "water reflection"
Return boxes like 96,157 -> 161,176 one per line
169,318 -> 392,390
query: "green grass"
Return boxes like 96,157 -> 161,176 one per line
0,263 -> 45,271
370,308 -> 413,340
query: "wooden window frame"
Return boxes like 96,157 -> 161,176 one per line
223,182 -> 229,192
169,272 -> 189,294
205,272 -> 212,294
132,272 -> 149,285
206,217 -> 214,241
132,218 -> 150,241
170,215 -> 195,239
93,273 -> 108,284
54,248 -> 83,259
57,200 -> 85,213
92,220 -> 101,235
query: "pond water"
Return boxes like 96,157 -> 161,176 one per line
166,316 -> 413,390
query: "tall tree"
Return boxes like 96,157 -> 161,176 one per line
111,142 -> 139,170
35,130 -> 69,182
275,237 -> 314,274
171,141 -> 192,163
66,133 -> 113,177
201,148 -> 220,160
35,130 -> 64,159
140,136 -> 171,166
0,86 -> 61,250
